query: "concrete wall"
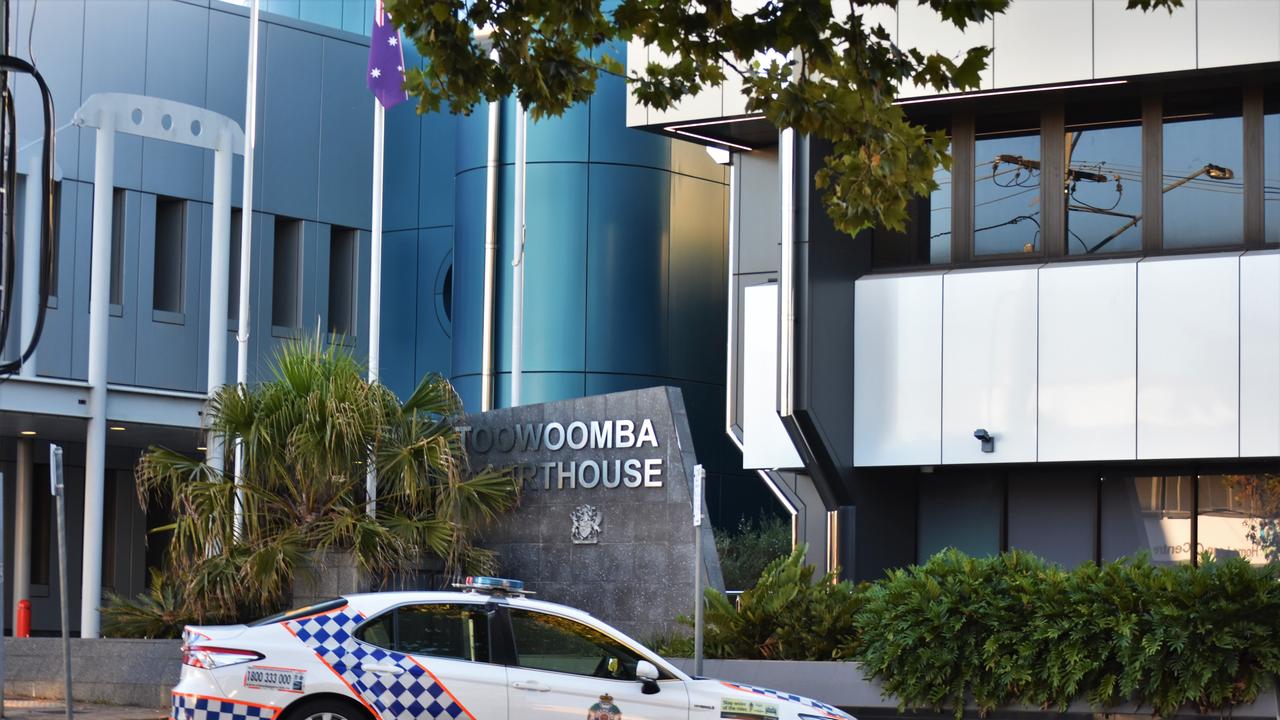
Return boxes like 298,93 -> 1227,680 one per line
3,637 -> 182,708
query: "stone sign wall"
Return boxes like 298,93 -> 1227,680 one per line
463,386 -> 723,640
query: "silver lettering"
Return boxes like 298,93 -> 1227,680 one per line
616,420 -> 635,448
544,422 -> 566,450
540,462 -> 556,490
623,458 -> 643,488
637,419 -> 658,448
566,421 -> 588,450
557,461 -> 576,490
473,427 -> 494,453
496,427 -> 515,452
579,460 -> 601,488
516,423 -> 543,451
590,420 -> 613,448
602,460 -> 621,488
643,458 -> 663,487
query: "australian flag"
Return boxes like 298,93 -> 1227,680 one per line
368,0 -> 409,109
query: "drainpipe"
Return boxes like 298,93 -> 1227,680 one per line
81,110 -> 116,639
19,153 -> 40,376
480,84 -> 499,411
206,125 -> 233,473
12,438 -> 31,628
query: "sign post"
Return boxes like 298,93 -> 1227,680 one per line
692,463 -> 705,677
50,444 -> 73,720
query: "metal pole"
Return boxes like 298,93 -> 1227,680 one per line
692,463 -> 705,677
233,0 -> 261,539
510,101 -> 526,407
366,99 -> 385,517
480,79 -> 500,412
206,126 -> 233,472
50,444 -> 73,720
80,117 -> 116,639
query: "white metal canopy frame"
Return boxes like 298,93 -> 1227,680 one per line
72,92 -> 245,638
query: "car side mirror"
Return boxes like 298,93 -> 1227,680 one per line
636,660 -> 660,695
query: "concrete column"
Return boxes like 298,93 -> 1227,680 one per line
81,116 -> 116,638
206,127 -> 233,472
12,439 -> 32,627
19,155 -> 42,376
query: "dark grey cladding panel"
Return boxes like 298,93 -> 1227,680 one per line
465,385 -> 723,638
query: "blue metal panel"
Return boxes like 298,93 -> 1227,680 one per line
204,5 -> 251,203
134,195 -> 202,391
415,227 -> 453,381
13,0 -> 84,180
528,103 -> 589,164
65,182 -> 94,381
449,167 -> 488,380
451,374 -> 481,413
589,72 -> 671,170
301,221 -> 326,336
143,0 -> 211,202
584,164 -> 669,376
667,174 -> 727,384
418,111 -> 457,230
384,102 -> 422,233
248,212 -> 275,383
456,99 -> 507,175
263,0 -> 301,20
341,0 -> 367,34
299,0 -> 344,29
522,163 -> 587,372
78,0 -> 149,190
494,372 -> 586,407
318,37 -> 374,229
259,23 -> 323,219
379,229 -> 419,399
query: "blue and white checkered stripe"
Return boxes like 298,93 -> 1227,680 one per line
171,693 -> 278,720
287,610 -> 472,720
722,681 -> 845,717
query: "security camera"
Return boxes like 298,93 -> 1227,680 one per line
973,428 -> 994,453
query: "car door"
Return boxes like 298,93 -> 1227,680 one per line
503,607 -> 688,720
353,602 -> 508,720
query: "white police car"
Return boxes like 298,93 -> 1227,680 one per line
172,577 -> 852,720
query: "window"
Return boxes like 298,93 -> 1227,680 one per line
328,227 -> 357,336
1266,93 -> 1279,245
272,218 -> 302,329
110,190 -> 126,306
228,210 -> 243,321
1162,91 -> 1243,249
1065,104 -> 1143,255
869,152 -> 951,269
355,603 -> 491,663
508,609 -> 651,680
153,196 -> 186,313
973,114 -> 1041,257
1197,474 -> 1280,565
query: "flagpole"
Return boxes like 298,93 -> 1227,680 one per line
233,0 -> 261,539
367,97 -> 384,518
510,101 -> 526,407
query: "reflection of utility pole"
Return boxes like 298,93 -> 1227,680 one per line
1087,163 -> 1234,253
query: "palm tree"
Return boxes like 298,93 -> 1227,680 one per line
130,337 -> 517,625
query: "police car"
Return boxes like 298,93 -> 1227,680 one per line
172,576 -> 853,720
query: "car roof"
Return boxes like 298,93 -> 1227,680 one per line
341,590 -> 598,623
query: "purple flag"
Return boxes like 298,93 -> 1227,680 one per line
368,0 -> 408,109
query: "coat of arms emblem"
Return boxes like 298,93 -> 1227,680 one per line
570,504 -> 602,544
587,692 -> 621,720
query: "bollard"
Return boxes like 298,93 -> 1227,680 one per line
16,600 -> 31,638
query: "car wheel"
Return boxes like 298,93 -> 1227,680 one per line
285,697 -> 371,720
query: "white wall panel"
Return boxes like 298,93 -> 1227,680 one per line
1094,0 -> 1197,78
742,284 -> 804,469
898,2 -> 994,97
625,40 -> 649,127
1197,0 -> 1280,69
1137,254 -> 1240,459
1038,260 -> 1138,462
993,1 -> 1092,88
1240,251 -> 1280,457
853,273 -> 943,466
942,267 -> 1039,464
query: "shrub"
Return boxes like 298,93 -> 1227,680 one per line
714,514 -> 792,591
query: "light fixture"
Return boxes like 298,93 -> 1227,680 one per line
19,430 -> 36,436
196,445 -> 207,452
973,428 -> 995,453
109,425 -> 126,432
1205,164 -> 1234,180
894,79 -> 1128,106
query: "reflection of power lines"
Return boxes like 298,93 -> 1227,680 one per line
1086,163 -> 1235,253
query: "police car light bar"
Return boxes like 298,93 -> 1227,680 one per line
455,576 -> 532,596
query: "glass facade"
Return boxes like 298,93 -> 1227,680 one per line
1163,95 -> 1244,249
1065,117 -> 1143,255
1267,99 -> 1279,245
974,126 -> 1041,257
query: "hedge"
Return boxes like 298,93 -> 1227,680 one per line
660,548 -> 1280,718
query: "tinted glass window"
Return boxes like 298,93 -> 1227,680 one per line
974,118 -> 1041,257
1163,93 -> 1243,249
1266,94 -> 1278,245
355,604 -> 491,663
1064,113 -> 1143,255
509,609 -> 647,680
398,604 -> 490,662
